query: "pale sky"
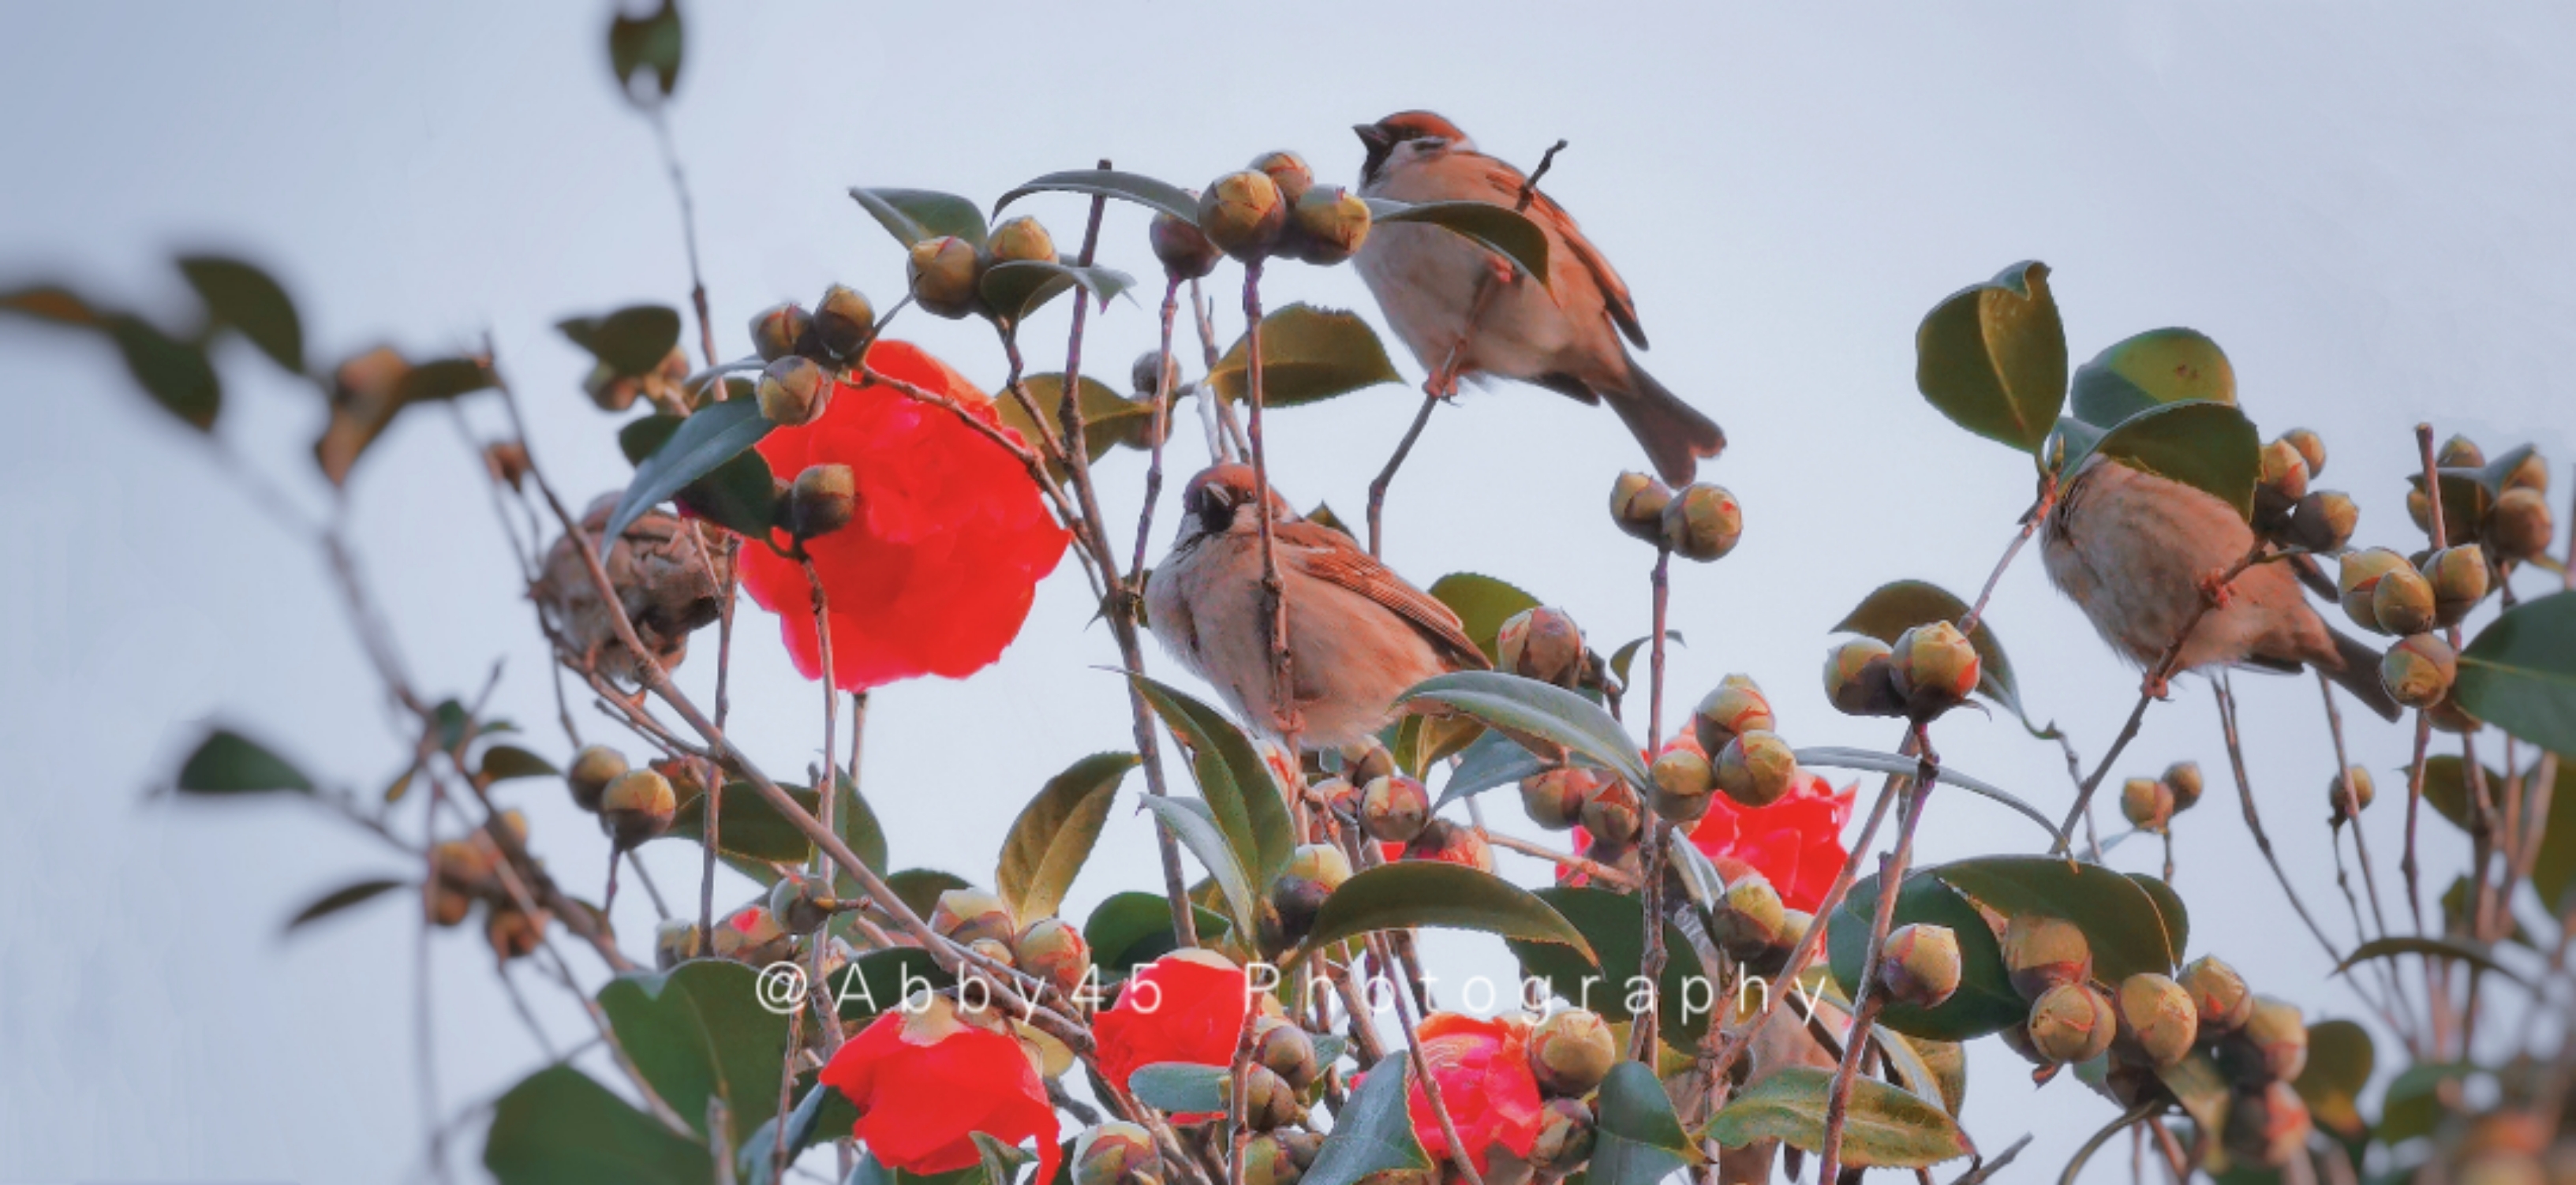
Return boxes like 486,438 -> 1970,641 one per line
2,2 -> 2571,1182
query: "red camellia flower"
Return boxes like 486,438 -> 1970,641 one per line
738,340 -> 1068,690
1091,950 -> 1249,1097
1688,769 -> 1856,914
819,996 -> 1060,1183
1384,1012 -> 1544,1175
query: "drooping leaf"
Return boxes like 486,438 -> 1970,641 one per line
1606,631 -> 1682,690
884,869 -> 971,922
2126,873 -> 2193,959
1400,671 -> 1650,789
175,728 -> 315,794
996,752 -> 1136,921
1793,747 -> 2057,838
2455,591 -> 2576,758
2068,327 -> 2234,428
1426,573 -> 1542,664
2294,1019 -> 2375,1138
1828,870 -> 2022,1041
107,315 -> 221,429
606,397 -> 776,543
2379,1061 -> 2479,1144
1588,1061 -> 1698,1185
981,260 -> 1134,327
1432,729 -> 1550,812
1299,862 -> 1593,963
1704,1065 -> 1971,1168
559,305 -> 682,376
483,1064 -> 712,1185
1831,580 -> 2032,729
667,776 -> 880,880
283,877 -> 406,933
1936,854 -> 2184,977
606,0 -> 683,100
1128,675 -> 1296,890
1367,198 -> 1552,287
2058,399 -> 2264,521
2155,1049 -> 2234,1148
1128,1063 -> 1229,1114
993,170 -> 1202,226
1913,261 -> 2066,454
1206,304 -> 1403,408
478,745 -> 559,783
972,1132 -> 1037,1185
597,959 -> 793,1146
177,255 -> 303,372
2333,936 -> 2526,987
1508,887 -> 1716,1044
1137,796 -> 1259,937
825,948 -> 955,1024
995,372 -> 1156,476
850,188 -> 989,249
1302,1051 -> 1432,1185
614,410 -> 780,541
1084,891 -> 1232,977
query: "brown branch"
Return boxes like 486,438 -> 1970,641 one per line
1240,262 -> 1298,744
1819,732 -> 1937,1182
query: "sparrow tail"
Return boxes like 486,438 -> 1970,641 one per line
2324,627 -> 2404,722
1602,349 -> 1725,486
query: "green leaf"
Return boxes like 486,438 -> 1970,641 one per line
2068,327 -> 2234,428
1508,887 -> 1715,1045
1937,854 -> 2184,977
1828,871 -> 2022,1041
2127,872 -> 2193,959
2456,591 -> 2576,759
1390,712 -> 1485,780
2333,936 -> 2527,988
1398,671 -> 1649,789
606,0 -> 682,99
107,315 -> 221,430
175,728 -> 315,794
559,305 -> 682,376
1128,675 -> 1296,890
738,1071 -> 857,1185
824,948 -> 955,1024
478,745 -> 559,782
284,877 -> 405,933
1,284 -> 104,326
1299,861 -> 1594,963
1913,260 -> 2066,453
177,255 -> 302,372
1206,304 -> 1403,408
1432,729 -> 1550,813
666,777 -> 870,876
1128,1063 -> 1229,1114
997,752 -> 1135,921
981,260 -> 1133,327
885,869 -> 971,922
1084,891 -> 1232,976
1138,796 -> 1259,937
2058,399 -> 2265,521
598,959 -> 792,1147
483,1064 -> 712,1185
1704,1064 -> 1971,1168
1367,198 -> 1552,287
2379,1061 -> 2478,1144
2155,1049 -> 2233,1147
607,397 -> 776,543
850,188 -> 989,249
1831,580 -> 2032,729
1302,1051 -> 1432,1185
972,1133 -> 1035,1185
1606,631 -> 1681,690
1426,573 -> 1542,664
995,372 -> 1156,474
2293,1019 -> 2374,1138
398,357 -> 497,403
1589,1061 -> 1696,1185
994,169 -> 1202,225
1793,746 -> 2058,839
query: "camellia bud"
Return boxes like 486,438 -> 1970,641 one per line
1497,606 -> 1586,687
757,355 -> 829,427
1402,818 -> 1492,872
2257,439 -> 2311,500
1824,637 -> 1907,716
1238,1064 -> 1299,1131
1528,1007 -> 1618,1097
2328,765 -> 2376,823
2339,548 -> 2413,634
1608,472 -> 1673,543
1519,768 -> 1596,831
750,302 -> 812,362
2163,761 -> 2205,813
2489,487 -> 2556,561
1879,924 -> 1964,1009
565,744 -> 629,813
1288,185 -> 1372,265
1249,151 -> 1315,205
1150,208 -> 1221,280
1252,1015 -> 1321,1090
1346,740 -> 1396,790
2004,914 -> 2094,1001
1890,622 -> 1981,717
1715,731 -> 1798,808
1269,843 -> 1352,944
711,906 -> 787,963
1530,1098 -> 1597,1172
1649,746 -> 1717,823
1660,483 -> 1743,562
487,906 -> 547,962
431,838 -> 498,897
1015,918 -> 1093,995
1131,350 -> 1179,398
1692,675 -> 1776,757
2440,434 -> 2487,468
2282,428 -> 2327,479
599,768 -> 676,848
2026,982 -> 2118,1064
1778,909 -> 1815,957
2380,633 -> 2458,710
2503,450 -> 2551,495
1359,775 -> 1430,843
2179,955 -> 2256,1034
2423,545 -> 2492,626
2219,996 -> 2309,1084
2286,490 -> 2359,553
768,874 -> 835,935
987,215 -> 1056,264
1579,777 -> 1644,846
2115,973 -> 2199,1067
788,463 -> 857,540
2429,695 -> 2484,735
1241,1135 -> 1300,1185
2121,777 -> 2174,832
2372,563 -> 2439,635
1198,170 -> 1288,261
907,235 -> 983,318
2225,1081 -> 2314,1169
929,888 -> 1018,948
812,285 -> 877,359
1073,1122 -> 1160,1185
653,917 -> 703,969
1711,875 -> 1789,954
424,880 -> 471,928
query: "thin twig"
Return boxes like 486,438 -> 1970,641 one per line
1819,731 -> 1938,1181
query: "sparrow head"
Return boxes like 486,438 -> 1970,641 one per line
1355,110 -> 1472,188
1176,463 -> 1297,547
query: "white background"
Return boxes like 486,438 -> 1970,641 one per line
2,2 -> 2570,1181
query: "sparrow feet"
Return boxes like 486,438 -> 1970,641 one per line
2140,671 -> 2172,701
2197,568 -> 2238,609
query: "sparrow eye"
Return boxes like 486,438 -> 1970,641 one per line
1195,490 -> 1236,536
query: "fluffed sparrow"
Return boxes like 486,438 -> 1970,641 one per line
1146,463 -> 1490,749
1354,110 -> 1725,485
2043,457 -> 2401,720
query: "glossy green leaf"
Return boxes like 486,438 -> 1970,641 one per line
1508,887 -> 1715,1045
1913,261 -> 2066,453
667,775 -> 880,880
1138,796 -> 1258,937
826,948 -> 954,1024
995,372 -> 1156,475
1398,671 -> 1649,789
1937,854 -> 2184,977
1367,198 -> 1552,286
284,877 -> 406,933
2378,1061 -> 2477,1144
559,305 -> 682,376
1705,1065 -> 1970,1168
107,315 -> 221,429
178,255 -> 302,372
1432,729 -> 1550,812
972,1132 -> 1035,1185
1206,304 -> 1403,408
398,357 -> 497,403
484,1064 -> 710,1185
1128,1063 -> 1228,1114
994,169 -> 1202,225
1831,580 -> 2032,727
1129,675 -> 1296,889
2456,591 -> 2576,758
1829,870 -> 2022,1040
2426,755 -> 2574,909
1390,711 -> 1485,780
2127,873 -> 2193,959
1589,1061 -> 1696,1185
2055,399 -> 2264,521
1606,631 -> 1682,690
598,959 -> 792,1146
2333,936 -> 2526,987
606,0 -> 682,99
1303,1051 -> 1432,1185
2068,327 -> 2234,428
1793,746 -> 2057,838
478,745 -> 559,782
1084,891 -> 1232,976
851,188 -> 989,248
175,728 -> 314,794
2294,1019 -> 2374,1138
1300,862 -> 1593,963
885,869 -> 970,921
606,397 -> 776,543
981,260 -> 1133,327
1426,573 -> 1542,664
997,752 -> 1135,921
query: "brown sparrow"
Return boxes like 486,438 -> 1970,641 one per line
1354,110 -> 1725,485
1146,464 -> 1490,748
2043,457 -> 2401,720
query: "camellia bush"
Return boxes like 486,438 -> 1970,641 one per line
12,6 -> 2575,1184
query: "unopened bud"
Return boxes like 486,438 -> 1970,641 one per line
1528,1007 -> 1618,1096
1237,1064 -> 1299,1131
1608,472 -> 1672,543
2381,633 -> 2457,710
1150,208 -> 1221,280
988,216 -> 1056,264
1359,776 -> 1430,843
1269,843 -> 1352,944
2121,777 -> 2174,832
1578,777 -> 1644,847
1241,1135 -> 1300,1185
907,235 -> 984,319
486,906 -> 547,962
1649,747 -> 1717,823
566,745 -> 629,813
1345,740 -> 1396,790
2282,428 -> 2327,479
930,888 -> 1017,947
1660,483 -> 1743,562
1824,637 -> 1908,716
1890,622 -> 1980,717
2372,563 -> 2438,635
768,874 -> 835,934
711,906 -> 787,963
1715,731 -> 1798,808
1198,171 -> 1288,261
1074,1123 -> 1160,1185
2225,1081 -> 2314,1169
788,463 -> 857,539
1530,1098 -> 1597,1172
1497,606 -> 1586,687
750,302 -> 812,362
1711,875 -> 1788,955
1880,924 -> 1963,1009
1692,675 -> 1776,757
1519,768 -> 1597,832
1015,918 -> 1093,995
2179,955 -> 2256,1034
2490,487 -> 2556,561
2328,765 -> 2375,823
2114,973 -> 2199,1067
599,768 -> 675,848
2221,996 -> 2309,1083
2429,695 -> 2484,735
2257,439 -> 2311,500
2338,548 -> 2411,634
1252,1015 -> 1321,1090
2027,983 -> 2117,1064
653,918 -> 703,969
2440,435 -> 2488,468
1401,818 -> 1492,872
2004,914 -> 2094,1001
1249,151 -> 1316,205
2286,490 -> 2359,552
1288,185 -> 1371,266
424,880 -> 471,928
812,285 -> 877,359
2163,761 -> 2205,813
1131,350 -> 1179,398
2423,545 -> 2492,626
969,937 -> 1018,970
757,355 -> 829,426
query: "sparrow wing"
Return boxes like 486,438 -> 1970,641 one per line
1277,521 -> 1490,670
1465,152 -> 1649,350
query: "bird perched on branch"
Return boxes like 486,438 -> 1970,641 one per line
1146,464 -> 1488,748
1354,110 -> 1725,486
2043,457 -> 2401,720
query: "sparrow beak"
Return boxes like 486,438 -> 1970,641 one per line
1352,123 -> 1390,151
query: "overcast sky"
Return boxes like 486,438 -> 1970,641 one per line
3,2 -> 2571,1182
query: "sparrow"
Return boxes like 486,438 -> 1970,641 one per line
2043,456 -> 2402,721
1146,463 -> 1490,749
1354,110 -> 1725,486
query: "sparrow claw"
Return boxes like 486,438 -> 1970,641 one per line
2197,569 -> 2238,609
2140,671 -> 2172,701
